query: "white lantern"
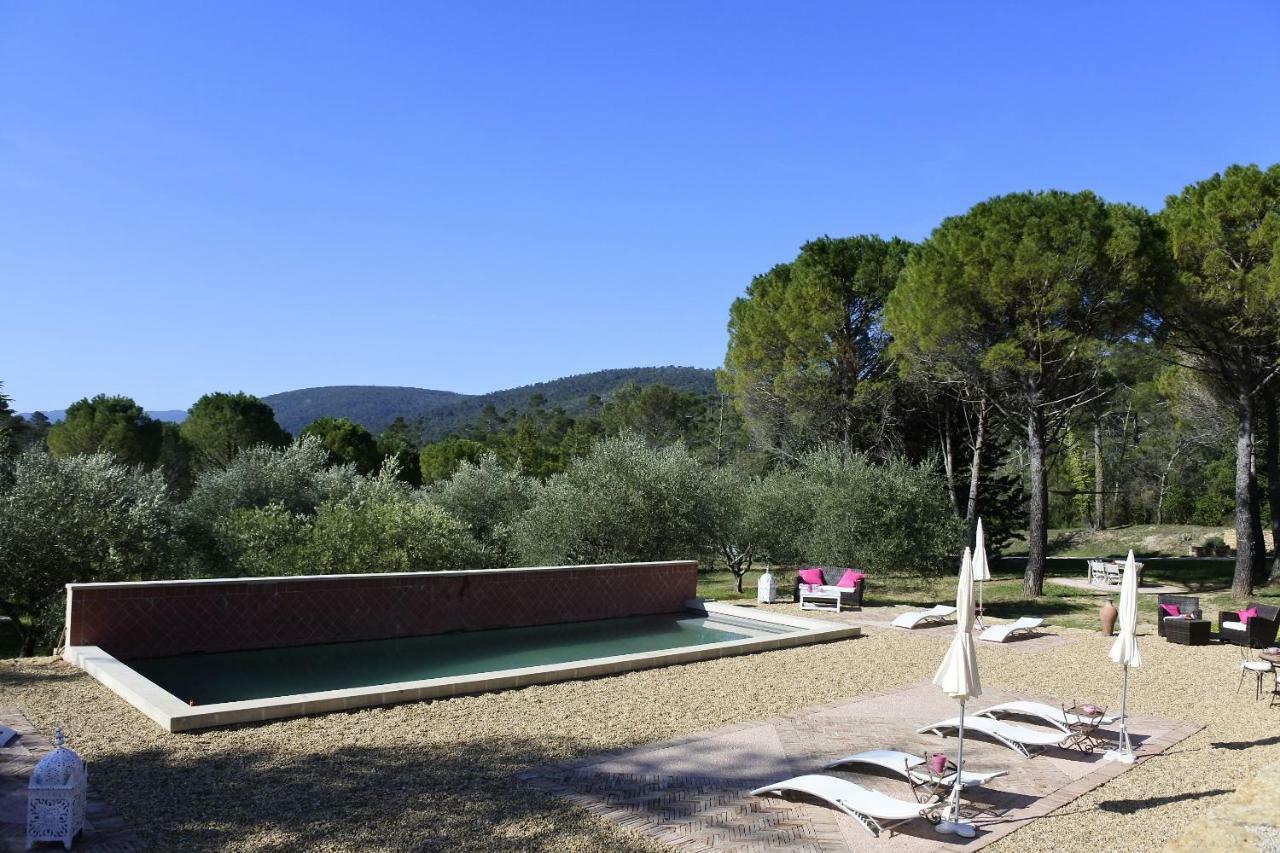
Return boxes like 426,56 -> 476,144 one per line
757,567 -> 777,604
26,726 -> 86,851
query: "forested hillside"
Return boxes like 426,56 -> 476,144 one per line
262,366 -> 716,437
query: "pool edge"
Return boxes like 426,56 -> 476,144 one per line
65,602 -> 858,732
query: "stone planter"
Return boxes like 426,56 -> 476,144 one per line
1100,599 -> 1118,636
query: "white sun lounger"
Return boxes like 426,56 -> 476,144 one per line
918,715 -> 1067,757
890,605 -> 957,629
822,749 -> 1006,788
974,700 -> 1120,730
750,774 -> 934,837
978,617 -> 1045,643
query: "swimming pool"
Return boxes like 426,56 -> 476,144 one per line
128,612 -> 796,706
62,563 -> 860,731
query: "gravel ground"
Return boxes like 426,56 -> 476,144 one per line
1,610 -> 1273,852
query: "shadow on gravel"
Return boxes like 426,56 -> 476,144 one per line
1211,734 -> 1280,751
1097,788 -> 1231,814
0,659 -> 82,689
90,733 -> 649,852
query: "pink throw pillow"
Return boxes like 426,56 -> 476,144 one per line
797,568 -> 825,586
1159,604 -> 1181,618
836,570 -> 864,589
1239,607 -> 1260,624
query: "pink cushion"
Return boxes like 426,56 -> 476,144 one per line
1159,603 -> 1181,618
835,570 -> 865,589
1239,607 -> 1260,624
797,568 -> 825,586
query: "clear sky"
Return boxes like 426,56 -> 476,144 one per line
2,2 -> 1278,412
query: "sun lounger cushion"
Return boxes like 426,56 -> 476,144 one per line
1223,620 -> 1246,631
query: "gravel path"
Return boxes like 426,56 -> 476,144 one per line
0,609 -> 1271,852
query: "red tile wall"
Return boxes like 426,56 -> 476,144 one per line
66,562 -> 699,659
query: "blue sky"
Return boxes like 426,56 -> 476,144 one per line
2,2 -> 1278,412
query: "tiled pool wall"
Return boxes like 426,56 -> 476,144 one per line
65,561 -> 699,659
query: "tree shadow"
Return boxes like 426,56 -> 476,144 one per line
1096,788 -> 1231,814
0,659 -> 82,689
88,734 -> 654,852
1210,734 -> 1280,751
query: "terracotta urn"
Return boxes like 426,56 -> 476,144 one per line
1100,599 -> 1118,636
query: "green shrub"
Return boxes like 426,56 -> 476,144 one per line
309,466 -> 481,573
1191,493 -> 1233,527
432,453 -> 537,568
0,451 -> 175,655
790,446 -> 961,576
513,434 -> 716,566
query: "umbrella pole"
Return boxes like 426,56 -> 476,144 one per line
977,581 -> 985,629
1118,664 -> 1131,755
950,699 -> 966,821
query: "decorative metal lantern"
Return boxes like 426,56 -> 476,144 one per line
756,566 -> 777,604
26,726 -> 86,851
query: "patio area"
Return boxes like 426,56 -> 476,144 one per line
1,608 -> 1277,851
520,682 -> 1198,851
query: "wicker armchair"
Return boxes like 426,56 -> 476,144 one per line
1156,594 -> 1201,638
1218,602 -> 1280,648
791,567 -> 866,609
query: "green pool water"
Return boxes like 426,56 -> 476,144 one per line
125,613 -> 786,706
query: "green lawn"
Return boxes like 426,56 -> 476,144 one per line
697,558 -> 1280,632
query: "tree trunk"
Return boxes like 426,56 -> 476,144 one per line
965,403 -> 987,549
1093,421 -> 1105,530
1232,390 -> 1258,598
939,414 -> 961,517
1023,411 -> 1047,597
1266,393 -> 1280,584
1250,454 -> 1268,588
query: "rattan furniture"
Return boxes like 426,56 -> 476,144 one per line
1218,602 -> 1280,648
1156,594 -> 1201,638
1164,618 -> 1211,646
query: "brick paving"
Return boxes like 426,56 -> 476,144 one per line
0,708 -> 140,852
521,682 -> 1200,851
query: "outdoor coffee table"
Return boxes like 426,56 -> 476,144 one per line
1164,618 -> 1211,646
798,585 -> 859,613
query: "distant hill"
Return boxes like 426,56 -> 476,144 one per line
262,366 -> 718,437
19,409 -> 187,424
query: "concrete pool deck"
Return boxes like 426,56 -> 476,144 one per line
521,681 -> 1200,851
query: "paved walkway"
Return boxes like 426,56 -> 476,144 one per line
0,708 -> 139,852
521,682 -> 1200,852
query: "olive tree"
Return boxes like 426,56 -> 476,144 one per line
432,452 -> 537,568
0,452 -> 175,655
513,434 -> 717,566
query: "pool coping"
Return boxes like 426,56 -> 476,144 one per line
63,600 -> 859,732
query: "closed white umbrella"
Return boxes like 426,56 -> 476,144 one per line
971,518 -> 992,628
933,547 -> 982,837
1104,549 -> 1142,764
